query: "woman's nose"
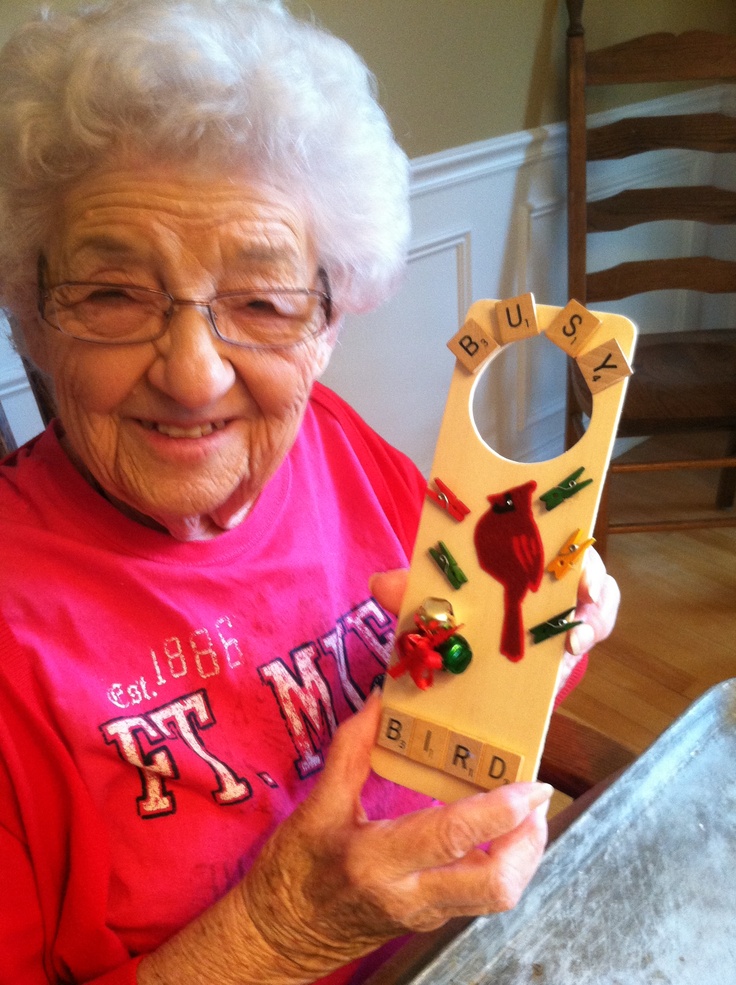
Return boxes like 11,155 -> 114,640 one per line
147,305 -> 235,407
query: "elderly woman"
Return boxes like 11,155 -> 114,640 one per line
0,1 -> 619,983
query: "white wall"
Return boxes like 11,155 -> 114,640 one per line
3,84 -> 734,466
0,327 -> 43,446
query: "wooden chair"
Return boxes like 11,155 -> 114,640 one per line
565,0 -> 736,557
537,708 -> 634,799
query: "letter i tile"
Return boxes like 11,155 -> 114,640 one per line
408,719 -> 449,768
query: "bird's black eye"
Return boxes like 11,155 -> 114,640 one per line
492,494 -> 516,514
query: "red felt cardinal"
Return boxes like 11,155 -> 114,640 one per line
474,480 -> 544,662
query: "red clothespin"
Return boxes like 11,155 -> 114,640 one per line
426,478 -> 470,522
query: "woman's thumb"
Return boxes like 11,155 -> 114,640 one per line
310,689 -> 383,816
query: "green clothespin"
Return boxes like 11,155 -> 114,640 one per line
540,466 -> 593,511
428,541 -> 468,590
530,607 -> 583,644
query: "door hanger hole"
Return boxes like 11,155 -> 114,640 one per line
472,332 -> 590,464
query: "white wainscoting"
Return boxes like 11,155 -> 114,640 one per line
2,84 -> 733,468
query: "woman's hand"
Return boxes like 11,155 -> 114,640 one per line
370,546 -> 621,697
239,692 -> 551,980
558,546 -> 620,692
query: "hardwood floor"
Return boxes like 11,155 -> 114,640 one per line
561,433 -> 736,756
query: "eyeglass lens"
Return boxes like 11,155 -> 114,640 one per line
42,283 -> 329,347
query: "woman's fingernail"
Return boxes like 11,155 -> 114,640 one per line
569,622 -> 595,656
530,782 -> 554,808
534,801 -> 551,821
588,577 -> 603,605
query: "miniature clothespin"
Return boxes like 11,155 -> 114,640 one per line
429,541 -> 469,590
530,608 -> 583,645
546,530 -> 596,580
539,467 -> 593,511
426,478 -> 471,522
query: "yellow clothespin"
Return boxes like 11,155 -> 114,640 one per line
546,529 -> 595,580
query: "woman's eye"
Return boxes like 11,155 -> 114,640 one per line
83,287 -> 137,303
246,298 -> 278,312
228,295 -> 283,318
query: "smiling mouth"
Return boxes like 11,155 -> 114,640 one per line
140,420 -> 228,439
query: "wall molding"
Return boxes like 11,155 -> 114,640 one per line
1,373 -> 32,398
408,230 -> 473,327
410,126 -> 566,199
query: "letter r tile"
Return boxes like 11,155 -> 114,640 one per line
443,731 -> 483,782
376,707 -> 415,757
447,318 -> 499,373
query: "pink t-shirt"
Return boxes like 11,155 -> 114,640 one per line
0,383 -> 430,984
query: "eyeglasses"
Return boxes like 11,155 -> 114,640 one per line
36,256 -> 332,349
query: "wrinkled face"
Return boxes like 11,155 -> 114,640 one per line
30,161 -> 337,538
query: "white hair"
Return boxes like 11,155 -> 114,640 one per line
0,0 -> 410,341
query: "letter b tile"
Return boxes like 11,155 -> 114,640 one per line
377,707 -> 415,757
447,318 -> 499,373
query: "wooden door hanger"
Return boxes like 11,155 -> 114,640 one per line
371,295 -> 636,802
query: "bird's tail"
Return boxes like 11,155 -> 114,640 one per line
500,587 -> 526,662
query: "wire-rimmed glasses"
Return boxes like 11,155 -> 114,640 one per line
37,256 -> 332,349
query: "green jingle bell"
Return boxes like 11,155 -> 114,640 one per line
437,634 -> 472,675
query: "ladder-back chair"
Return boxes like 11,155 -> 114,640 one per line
566,0 -> 736,556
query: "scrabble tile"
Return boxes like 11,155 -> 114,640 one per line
408,719 -> 449,768
495,292 -> 539,344
544,299 -> 601,355
447,317 -> 499,373
576,338 -> 633,395
376,707 -> 415,757
476,743 -> 524,790
443,731 -> 484,783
